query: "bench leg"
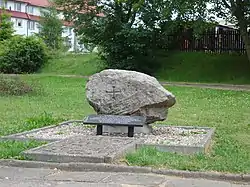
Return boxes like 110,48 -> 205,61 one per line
128,126 -> 134,137
97,125 -> 103,135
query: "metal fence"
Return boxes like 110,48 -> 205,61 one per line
167,29 -> 248,53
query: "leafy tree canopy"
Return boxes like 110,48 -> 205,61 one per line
55,0 -> 250,72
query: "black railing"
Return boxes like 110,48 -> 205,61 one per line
166,30 -> 248,53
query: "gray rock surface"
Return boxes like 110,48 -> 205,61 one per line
86,69 -> 176,133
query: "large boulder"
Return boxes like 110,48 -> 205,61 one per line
86,69 -> 176,134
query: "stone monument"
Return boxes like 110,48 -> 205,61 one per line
86,69 -> 176,134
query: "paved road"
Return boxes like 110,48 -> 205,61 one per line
0,166 -> 249,187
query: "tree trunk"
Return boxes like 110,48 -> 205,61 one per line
233,1 -> 250,64
238,18 -> 250,64
240,29 -> 250,63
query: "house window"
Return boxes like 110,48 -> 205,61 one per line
28,21 -> 35,30
14,2 -> 21,11
15,19 -> 23,27
27,6 -> 34,14
63,27 -> 68,34
0,0 -> 7,8
68,28 -> 72,35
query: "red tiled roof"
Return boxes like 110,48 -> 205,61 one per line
1,10 -> 40,20
0,0 -> 103,26
13,0 -> 104,17
15,0 -> 50,7
0,9 -> 72,26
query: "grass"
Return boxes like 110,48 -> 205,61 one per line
126,86 -> 250,173
0,75 -> 249,173
0,141 -> 45,159
40,52 -> 250,84
41,53 -> 106,76
155,51 -> 250,84
0,75 -> 94,159
0,76 -> 93,136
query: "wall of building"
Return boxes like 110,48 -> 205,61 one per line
10,17 -> 39,36
2,0 -> 86,52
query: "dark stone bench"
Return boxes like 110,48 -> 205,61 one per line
82,114 -> 146,137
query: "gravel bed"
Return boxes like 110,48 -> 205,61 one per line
17,122 -> 210,146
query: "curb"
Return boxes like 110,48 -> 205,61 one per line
0,159 -> 249,183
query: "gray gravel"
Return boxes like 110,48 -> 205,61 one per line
19,122 -> 209,146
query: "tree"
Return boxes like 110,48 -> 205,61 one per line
55,0 -> 211,73
38,6 -> 63,50
0,9 -> 14,41
208,0 -> 250,62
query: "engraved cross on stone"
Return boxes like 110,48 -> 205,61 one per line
106,85 -> 121,99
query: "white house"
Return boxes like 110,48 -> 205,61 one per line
0,0 -> 86,51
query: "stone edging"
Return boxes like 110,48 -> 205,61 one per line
0,120 -> 84,142
0,159 -> 249,183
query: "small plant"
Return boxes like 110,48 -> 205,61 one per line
55,131 -> 64,135
84,124 -> 96,129
190,131 -> 207,135
24,112 -> 64,131
0,75 -> 33,96
180,131 -> 188,136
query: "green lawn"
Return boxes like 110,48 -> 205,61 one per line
156,52 -> 250,84
41,53 -> 106,76
40,52 -> 250,84
127,86 -> 250,173
0,75 -> 94,159
0,75 -> 249,173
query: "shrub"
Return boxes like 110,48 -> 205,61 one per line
0,75 -> 33,96
0,36 -> 48,74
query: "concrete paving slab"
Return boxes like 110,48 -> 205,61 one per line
164,178 -> 232,187
46,171 -> 112,182
102,172 -> 166,186
232,184 -> 250,187
23,136 -> 140,163
54,182 -> 121,187
0,166 -> 55,180
0,179 -> 56,187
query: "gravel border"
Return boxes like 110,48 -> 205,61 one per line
0,120 -> 83,142
0,121 -> 215,154
0,159 -> 249,183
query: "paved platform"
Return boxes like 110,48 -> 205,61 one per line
23,136 -> 140,163
0,166 -> 249,187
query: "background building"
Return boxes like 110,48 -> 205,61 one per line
0,0 -> 86,52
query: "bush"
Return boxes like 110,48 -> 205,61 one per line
0,75 -> 33,96
0,36 -> 48,74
